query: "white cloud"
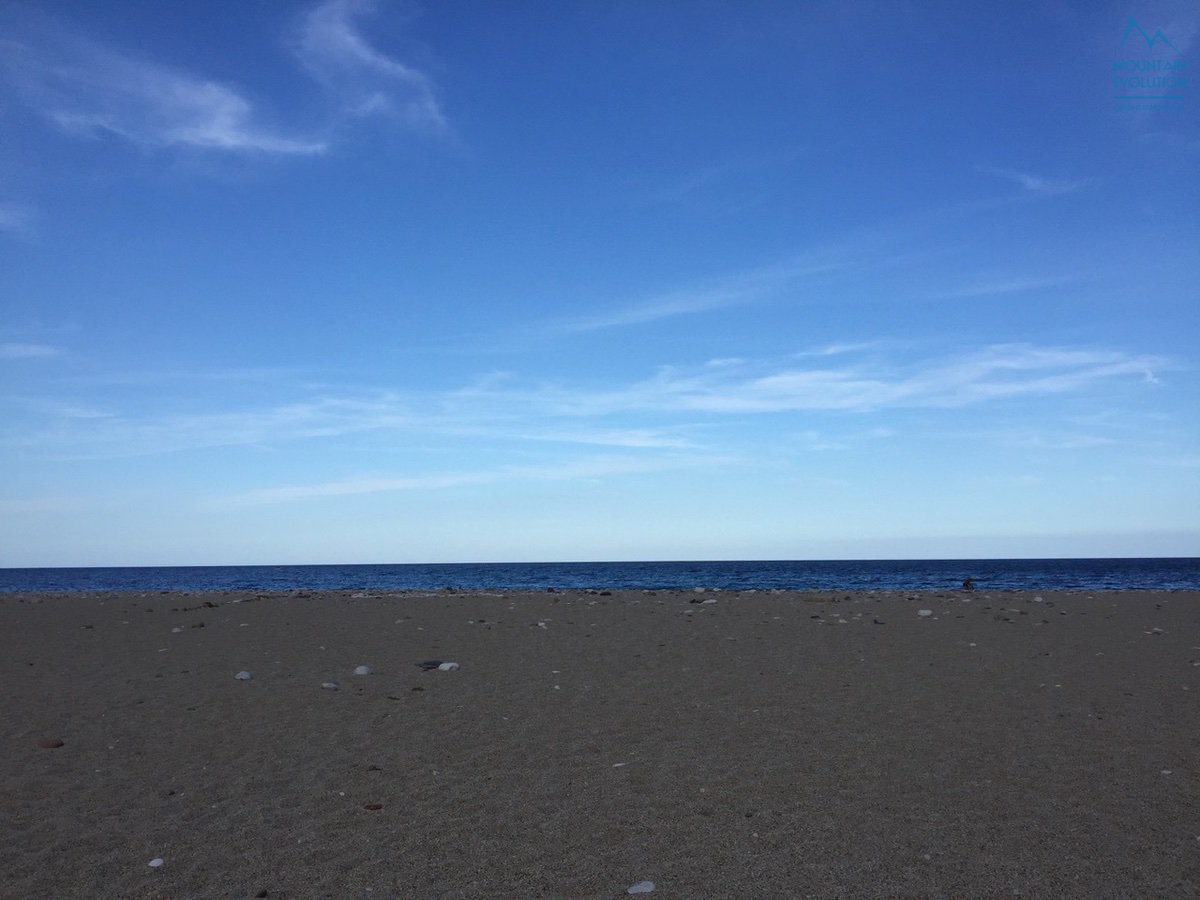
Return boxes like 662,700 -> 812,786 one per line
926,274 -> 1082,300
5,393 -> 411,458
976,166 -> 1089,196
525,428 -> 697,449
0,28 -> 325,154
549,255 -> 845,335
9,344 -> 1167,461
543,344 -> 1169,415
0,202 -> 36,238
0,342 -> 60,359
222,455 -> 669,506
294,0 -> 445,131
0,1 -> 446,157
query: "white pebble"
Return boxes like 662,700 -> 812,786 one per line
437,662 -> 460,671
354,665 -> 371,676
148,858 -> 164,868
627,881 -> 655,894
321,682 -> 339,690
701,598 -> 717,605
234,671 -> 252,680
917,609 -> 933,617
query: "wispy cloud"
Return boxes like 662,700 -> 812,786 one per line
0,0 -> 445,156
517,344 -> 1168,416
0,202 -> 36,239
294,0 -> 445,131
4,393 -> 411,458
221,455 -> 672,506
794,341 -> 883,358
0,26 -> 325,154
976,165 -> 1089,196
0,25 -> 326,153
548,254 -> 846,335
0,342 -> 60,360
8,343 -> 1167,461
926,274 -> 1083,300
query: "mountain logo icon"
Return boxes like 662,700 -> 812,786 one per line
1119,17 -> 1178,52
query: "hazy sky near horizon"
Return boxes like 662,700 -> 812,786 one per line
1,0 -> 1197,567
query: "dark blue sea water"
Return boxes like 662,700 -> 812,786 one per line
0,558 -> 1197,593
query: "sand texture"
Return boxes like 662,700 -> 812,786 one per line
2,588 -> 1198,899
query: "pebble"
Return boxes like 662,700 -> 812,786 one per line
627,881 -> 655,894
354,665 -> 371,675
918,609 -> 933,617
148,858 -> 164,868
37,738 -> 65,749
235,671 -> 252,680
437,662 -> 460,671
321,682 -> 339,690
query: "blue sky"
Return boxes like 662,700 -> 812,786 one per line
1,0 -> 1197,566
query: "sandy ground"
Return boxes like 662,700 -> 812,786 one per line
2,588 -> 1198,899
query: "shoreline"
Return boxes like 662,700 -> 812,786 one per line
4,590 -> 1198,897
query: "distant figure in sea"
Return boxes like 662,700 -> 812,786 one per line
962,577 -> 974,591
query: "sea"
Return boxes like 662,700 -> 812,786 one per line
0,558 -> 1197,593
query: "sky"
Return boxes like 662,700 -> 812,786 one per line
1,0 -> 1197,567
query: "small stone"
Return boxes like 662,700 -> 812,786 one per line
354,665 -> 371,675
364,803 -> 383,810
321,682 -> 339,690
234,671 -> 252,680
917,609 -> 933,617
627,881 -> 655,894
148,858 -> 164,868
437,662 -> 460,671
37,738 -> 65,749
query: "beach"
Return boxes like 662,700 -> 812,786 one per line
3,588 -> 1197,899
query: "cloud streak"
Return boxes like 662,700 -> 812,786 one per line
621,344 -> 1167,414
294,0 -> 445,131
926,274 -> 1083,300
0,202 -> 36,239
221,455 -> 671,506
0,0 -> 444,156
0,342 -> 60,360
547,254 -> 848,336
7,343 -> 1166,461
0,27 -> 325,153
976,165 -> 1089,196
